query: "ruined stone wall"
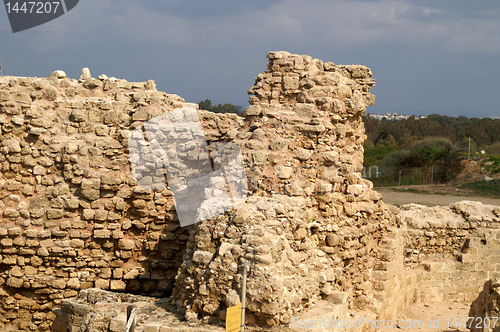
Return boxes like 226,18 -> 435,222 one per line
374,202 -> 500,320
0,72 -> 205,330
0,52 -> 400,330
8,51 -> 500,332
172,51 -> 399,326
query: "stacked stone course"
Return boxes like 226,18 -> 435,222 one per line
374,201 -> 500,320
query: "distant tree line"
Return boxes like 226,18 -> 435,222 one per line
364,114 -> 500,149
198,99 -> 243,115
363,114 -> 500,166
363,114 -> 500,185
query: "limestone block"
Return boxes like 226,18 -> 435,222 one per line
83,79 -> 100,89
52,279 -> 67,289
0,238 -> 14,247
118,239 -> 134,250
4,209 -> 20,219
70,109 -> 86,122
123,269 -> 140,280
81,178 -> 101,201
275,166 -> 293,179
94,210 -> 108,221
326,234 -> 342,247
70,239 -> 85,249
243,105 -> 261,116
193,251 -> 213,265
6,277 -> 24,288
93,230 -> 111,239
37,247 -> 50,257
46,209 -> 63,219
50,70 -> 67,79
80,67 -> 91,80
43,86 -> 58,101
132,109 -> 149,121
112,230 -> 124,239
110,280 -> 126,290
283,76 -> 300,90
293,103 -> 316,118
344,65 -> 372,79
95,279 -> 110,289
4,138 -> 22,153
109,314 -> 127,332
320,151 -> 340,164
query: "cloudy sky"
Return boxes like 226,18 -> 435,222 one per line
1,0 -> 499,117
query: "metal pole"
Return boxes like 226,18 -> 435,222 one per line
241,259 -> 247,332
126,305 -> 136,332
431,166 -> 434,184
398,170 -> 402,186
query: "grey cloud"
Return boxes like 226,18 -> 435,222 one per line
0,0 -> 499,117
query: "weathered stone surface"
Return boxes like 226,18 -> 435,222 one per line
52,289 -> 219,332
43,86 -> 58,101
469,279 -> 500,332
242,105 -> 261,116
80,67 -> 91,80
50,70 -> 67,79
81,178 -> 101,201
118,239 -> 134,250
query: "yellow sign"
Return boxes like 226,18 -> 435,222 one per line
226,303 -> 242,332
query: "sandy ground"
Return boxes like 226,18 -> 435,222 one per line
379,302 -> 471,332
377,187 -> 500,207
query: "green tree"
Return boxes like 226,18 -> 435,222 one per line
198,99 -> 243,115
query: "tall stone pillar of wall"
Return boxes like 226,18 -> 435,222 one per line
173,52 -> 399,326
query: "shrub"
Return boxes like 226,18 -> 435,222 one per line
406,138 -> 453,166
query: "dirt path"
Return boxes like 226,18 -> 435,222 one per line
377,189 -> 500,207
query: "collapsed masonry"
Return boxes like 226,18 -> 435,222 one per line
0,52 -> 499,331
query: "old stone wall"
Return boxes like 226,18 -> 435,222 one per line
2,51 -> 499,332
0,72 -> 207,330
469,278 -> 500,332
0,52 -> 400,330
374,201 -> 500,320
172,51 -> 398,326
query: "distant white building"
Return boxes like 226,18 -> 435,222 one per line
365,112 -> 426,121
0,62 -> 3,76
